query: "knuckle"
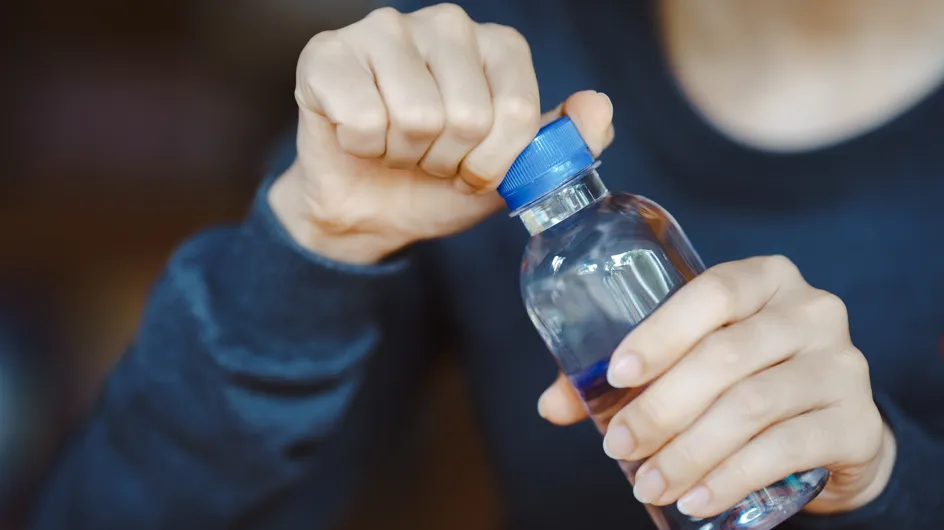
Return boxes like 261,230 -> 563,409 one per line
364,7 -> 407,39
459,160 -> 500,188
366,6 -> 403,25
418,159 -> 455,178
294,77 -> 322,111
834,347 -> 871,379
763,254 -> 801,279
293,85 -> 307,109
298,75 -> 321,100
730,380 -> 774,424
780,423 -> 831,463
485,23 -> 531,52
821,290 -> 849,320
495,93 -> 541,128
669,442 -> 703,476
303,31 -> 346,60
698,268 -> 738,317
346,110 -> 388,138
806,289 -> 850,324
390,105 -> 445,137
699,330 -> 741,367
634,392 -> 674,432
445,105 -> 494,140
422,3 -> 472,29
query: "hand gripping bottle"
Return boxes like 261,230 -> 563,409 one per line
498,117 -> 829,530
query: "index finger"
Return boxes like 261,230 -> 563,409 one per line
295,32 -> 389,158
607,255 -> 802,388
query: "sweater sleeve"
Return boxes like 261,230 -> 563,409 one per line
788,391 -> 944,530
29,176 -> 430,529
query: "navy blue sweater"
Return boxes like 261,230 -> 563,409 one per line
32,1 -> 944,529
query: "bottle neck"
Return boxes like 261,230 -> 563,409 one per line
518,166 -> 608,235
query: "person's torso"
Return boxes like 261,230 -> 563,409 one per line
420,0 -> 944,506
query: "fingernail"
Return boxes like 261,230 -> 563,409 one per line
599,91 -> 613,115
633,468 -> 667,504
677,486 -> 710,516
537,388 -> 551,419
453,178 -> 476,195
608,354 -> 642,387
603,425 -> 636,459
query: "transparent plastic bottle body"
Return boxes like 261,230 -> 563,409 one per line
518,168 -> 829,530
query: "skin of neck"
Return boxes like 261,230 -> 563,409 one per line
657,0 -> 944,151
659,0 -> 943,58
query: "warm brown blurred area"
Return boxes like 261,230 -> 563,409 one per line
3,1 -> 499,528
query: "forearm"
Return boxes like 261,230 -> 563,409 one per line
30,177 -> 417,529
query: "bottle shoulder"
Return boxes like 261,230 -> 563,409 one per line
521,192 -> 679,279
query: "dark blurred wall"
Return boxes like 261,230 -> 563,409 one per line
3,1 -> 500,528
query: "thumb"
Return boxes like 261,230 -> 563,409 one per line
542,90 -> 615,157
538,372 -> 590,426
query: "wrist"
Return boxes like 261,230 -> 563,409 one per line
268,164 -> 396,265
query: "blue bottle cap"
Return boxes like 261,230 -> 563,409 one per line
497,116 -> 595,212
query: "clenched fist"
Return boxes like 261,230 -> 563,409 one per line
269,4 -> 615,264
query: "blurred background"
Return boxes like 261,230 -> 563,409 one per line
3,1 -> 500,528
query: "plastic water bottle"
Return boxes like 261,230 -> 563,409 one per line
497,117 -> 830,530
